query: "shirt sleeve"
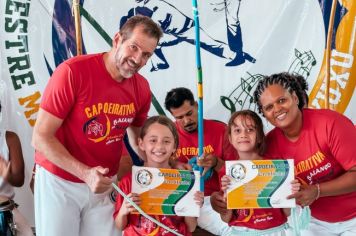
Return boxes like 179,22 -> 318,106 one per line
328,113 -> 356,170
40,62 -> 76,120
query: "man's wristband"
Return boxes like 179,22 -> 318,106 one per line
315,183 -> 320,200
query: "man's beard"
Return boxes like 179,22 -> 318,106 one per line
184,123 -> 197,132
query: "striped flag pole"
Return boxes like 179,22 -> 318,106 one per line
324,0 -> 338,109
192,0 -> 204,192
72,0 -> 83,55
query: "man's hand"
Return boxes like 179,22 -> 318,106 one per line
210,191 -> 228,215
197,153 -> 218,176
82,166 -> 112,193
197,153 -> 217,168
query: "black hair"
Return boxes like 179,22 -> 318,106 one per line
253,72 -> 307,114
291,74 -> 309,105
164,87 -> 195,112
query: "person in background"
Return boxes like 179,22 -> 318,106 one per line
32,15 -> 162,236
164,87 -> 235,235
0,101 -> 33,236
114,116 -> 204,235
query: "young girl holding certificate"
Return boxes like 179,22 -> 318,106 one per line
219,110 -> 300,236
113,116 -> 204,235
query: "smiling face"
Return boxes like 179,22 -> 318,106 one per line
113,25 -> 157,80
229,115 -> 258,155
139,122 -> 176,168
259,84 -> 301,132
169,100 -> 198,133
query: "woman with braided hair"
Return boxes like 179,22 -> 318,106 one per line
252,72 -> 356,235
286,74 -> 309,107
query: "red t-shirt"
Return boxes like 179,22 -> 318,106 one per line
113,173 -> 191,236
265,109 -> 356,222
35,53 -> 151,182
229,208 -> 287,230
175,119 -> 236,196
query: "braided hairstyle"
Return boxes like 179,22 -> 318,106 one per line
253,72 -> 307,114
292,74 -> 309,105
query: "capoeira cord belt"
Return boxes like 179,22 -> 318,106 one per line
290,206 -> 311,236
227,223 -> 290,236
112,182 -> 184,236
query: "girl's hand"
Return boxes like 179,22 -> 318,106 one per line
121,193 -> 141,215
210,191 -> 228,214
291,179 -> 301,193
221,175 -> 231,192
194,191 -> 204,208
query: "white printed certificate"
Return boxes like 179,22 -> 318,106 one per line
225,159 -> 296,209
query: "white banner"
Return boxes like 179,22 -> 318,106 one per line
1,0 -> 355,225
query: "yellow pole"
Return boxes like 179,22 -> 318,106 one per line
72,0 -> 82,55
324,0 -> 337,109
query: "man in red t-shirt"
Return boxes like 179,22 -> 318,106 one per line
32,16 -> 162,236
164,87 -> 235,235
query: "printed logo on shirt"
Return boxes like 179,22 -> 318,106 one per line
175,145 -> 214,159
82,102 -> 136,144
84,102 -> 136,118
136,215 -> 160,234
234,209 -> 254,223
295,151 -> 325,176
295,150 -> 332,184
83,114 -> 111,143
252,212 -> 274,225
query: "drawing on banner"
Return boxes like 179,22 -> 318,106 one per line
46,0 -> 255,74
288,49 -> 316,78
220,49 -> 317,114
120,0 -> 255,71
210,0 -> 256,66
44,0 -> 80,76
220,72 -> 262,114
